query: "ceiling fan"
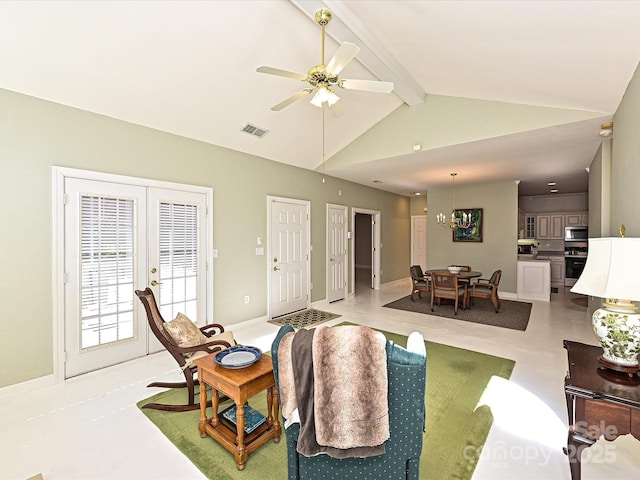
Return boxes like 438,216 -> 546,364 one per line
257,8 -> 394,115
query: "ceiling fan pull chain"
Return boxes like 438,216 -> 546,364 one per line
321,104 -> 326,184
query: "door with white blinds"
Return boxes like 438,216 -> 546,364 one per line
64,178 -> 208,377
147,188 -> 207,353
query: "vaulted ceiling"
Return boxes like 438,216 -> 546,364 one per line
2,1 -> 640,196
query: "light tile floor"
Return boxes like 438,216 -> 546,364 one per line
1,280 -> 639,480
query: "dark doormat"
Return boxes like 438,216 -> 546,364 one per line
383,295 -> 532,331
268,309 -> 341,329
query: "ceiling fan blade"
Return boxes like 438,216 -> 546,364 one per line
329,99 -> 345,118
326,42 -> 360,75
257,66 -> 307,82
339,78 -> 394,93
271,89 -> 314,111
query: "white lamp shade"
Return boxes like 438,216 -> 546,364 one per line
570,237 -> 640,301
310,86 -> 339,107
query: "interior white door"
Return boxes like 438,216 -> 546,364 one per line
64,178 -> 209,376
269,197 -> 309,318
64,178 -> 148,378
411,215 -> 427,271
327,204 -> 347,303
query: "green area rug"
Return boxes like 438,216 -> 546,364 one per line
138,328 -> 515,480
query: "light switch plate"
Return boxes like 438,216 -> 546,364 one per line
255,247 -> 264,255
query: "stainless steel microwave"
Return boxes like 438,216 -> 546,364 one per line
565,226 -> 588,241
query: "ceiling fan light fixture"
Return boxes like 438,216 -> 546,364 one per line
600,122 -> 614,138
310,86 -> 340,107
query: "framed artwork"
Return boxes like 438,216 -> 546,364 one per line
452,208 -> 483,242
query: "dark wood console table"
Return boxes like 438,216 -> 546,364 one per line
563,340 -> 640,480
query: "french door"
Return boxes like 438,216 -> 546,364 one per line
63,176 -> 209,378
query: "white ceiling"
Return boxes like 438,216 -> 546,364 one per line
2,0 -> 639,197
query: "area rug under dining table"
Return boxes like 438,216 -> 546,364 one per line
138,326 -> 515,480
383,295 -> 532,331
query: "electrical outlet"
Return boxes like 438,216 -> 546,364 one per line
244,295 -> 250,304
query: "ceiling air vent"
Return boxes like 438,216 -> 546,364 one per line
241,123 -> 269,139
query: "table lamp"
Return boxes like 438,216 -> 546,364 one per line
570,228 -> 640,375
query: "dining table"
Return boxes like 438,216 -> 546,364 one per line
425,269 -> 482,280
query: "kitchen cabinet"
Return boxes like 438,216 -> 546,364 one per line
537,215 -> 550,238
551,258 -> 565,287
537,214 -> 564,239
565,212 -> 588,227
525,215 -> 535,238
565,213 -> 582,226
551,215 -> 564,238
581,213 -> 589,226
537,255 -> 565,288
517,260 -> 550,302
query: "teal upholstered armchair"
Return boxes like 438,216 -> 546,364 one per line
271,324 -> 427,480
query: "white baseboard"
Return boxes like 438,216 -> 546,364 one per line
383,277 -> 410,289
0,373 -> 55,400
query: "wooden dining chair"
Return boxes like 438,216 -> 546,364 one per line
430,272 -> 468,315
470,269 -> 502,313
410,265 -> 430,301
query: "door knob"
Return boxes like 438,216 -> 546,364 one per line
273,266 -> 280,271
151,280 -> 162,286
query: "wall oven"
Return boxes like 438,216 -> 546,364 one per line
564,241 -> 588,286
565,256 -> 587,287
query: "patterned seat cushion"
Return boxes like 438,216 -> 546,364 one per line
163,313 -> 208,348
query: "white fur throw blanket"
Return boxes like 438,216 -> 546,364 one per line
277,325 -> 389,458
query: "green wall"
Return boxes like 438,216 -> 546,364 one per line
611,62 -> 640,237
426,180 -> 519,293
0,88 -> 410,388
4,58 -> 639,389
327,94 -> 605,169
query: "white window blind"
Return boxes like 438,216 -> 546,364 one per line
80,195 -> 135,349
158,202 -> 199,321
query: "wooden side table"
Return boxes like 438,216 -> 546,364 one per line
563,340 -> 640,480
193,353 -> 281,470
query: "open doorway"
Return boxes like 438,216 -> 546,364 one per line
351,208 -> 381,295
354,212 -> 372,293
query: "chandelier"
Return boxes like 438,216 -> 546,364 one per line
436,173 -> 474,229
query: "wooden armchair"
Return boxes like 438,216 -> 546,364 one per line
135,288 -> 234,411
470,269 -> 502,313
430,272 -> 468,315
410,265 -> 430,301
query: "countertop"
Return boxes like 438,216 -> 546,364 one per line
518,251 -> 564,261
